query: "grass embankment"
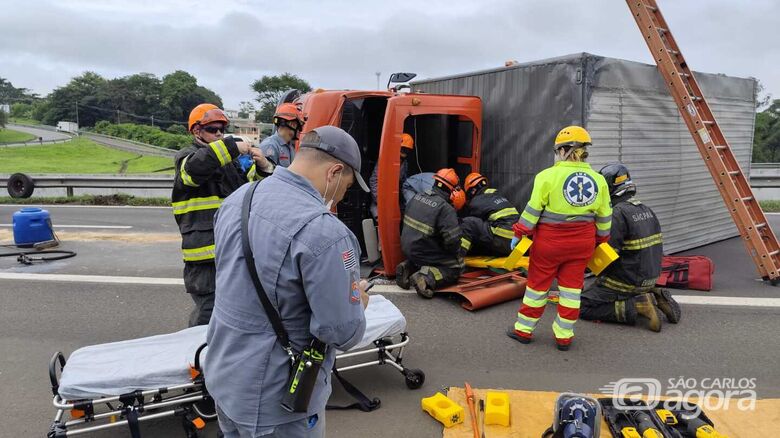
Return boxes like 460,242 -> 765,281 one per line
0,194 -> 170,206
8,118 -> 41,126
0,128 -> 36,143
0,138 -> 173,174
759,201 -> 780,213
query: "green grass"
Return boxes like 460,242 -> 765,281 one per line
760,201 -> 780,212
0,128 -> 36,143
0,138 -> 173,174
8,118 -> 41,126
0,194 -> 170,206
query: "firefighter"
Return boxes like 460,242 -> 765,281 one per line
507,126 -> 612,351
460,172 -> 520,256
396,168 -> 468,298
580,163 -> 681,331
370,133 -> 414,218
172,103 -> 272,326
259,102 -> 304,168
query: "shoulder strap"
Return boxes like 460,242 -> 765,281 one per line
241,181 -> 294,357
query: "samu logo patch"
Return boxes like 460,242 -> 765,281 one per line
563,172 -> 598,207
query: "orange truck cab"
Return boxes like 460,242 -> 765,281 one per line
288,87 -> 482,276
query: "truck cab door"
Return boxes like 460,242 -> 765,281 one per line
376,94 -> 482,276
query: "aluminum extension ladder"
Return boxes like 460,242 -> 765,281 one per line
626,0 -> 780,283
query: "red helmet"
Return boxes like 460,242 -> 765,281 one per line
188,103 -> 229,133
273,103 -> 304,129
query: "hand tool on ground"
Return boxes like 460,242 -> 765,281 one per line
464,382 -> 479,438
630,410 -> 663,438
676,411 -> 728,438
479,398 -> 485,438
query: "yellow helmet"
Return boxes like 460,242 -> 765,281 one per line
554,125 -> 592,149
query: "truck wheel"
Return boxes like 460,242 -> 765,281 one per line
7,173 -> 35,198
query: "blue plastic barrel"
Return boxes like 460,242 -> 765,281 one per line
12,207 -> 54,247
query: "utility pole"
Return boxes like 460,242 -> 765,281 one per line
375,72 -> 381,90
151,115 -> 154,127
75,101 -> 79,133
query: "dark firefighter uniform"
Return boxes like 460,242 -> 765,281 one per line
400,186 -> 466,292
581,195 -> 663,323
172,137 -> 266,326
461,187 -> 520,256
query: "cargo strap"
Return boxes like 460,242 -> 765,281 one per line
326,369 -> 381,412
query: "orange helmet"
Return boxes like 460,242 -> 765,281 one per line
401,133 -> 414,150
188,103 -> 229,133
464,172 -> 487,194
451,188 -> 466,211
433,168 -> 459,191
273,103 -> 304,128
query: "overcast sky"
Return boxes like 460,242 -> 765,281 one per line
1,0 -> 777,111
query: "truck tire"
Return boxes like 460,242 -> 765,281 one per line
7,173 -> 35,198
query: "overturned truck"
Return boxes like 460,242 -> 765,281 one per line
412,52 -> 757,255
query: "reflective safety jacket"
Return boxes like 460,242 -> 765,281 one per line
598,196 -> 663,293
401,187 -> 465,269
462,186 -> 520,239
515,161 -> 612,241
172,137 -> 266,263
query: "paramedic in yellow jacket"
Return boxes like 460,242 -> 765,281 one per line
507,126 -> 612,351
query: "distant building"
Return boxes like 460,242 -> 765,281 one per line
230,118 -> 272,144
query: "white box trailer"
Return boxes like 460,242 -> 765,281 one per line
56,121 -> 79,133
413,53 -> 757,254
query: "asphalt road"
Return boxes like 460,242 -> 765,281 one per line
1,206 -> 779,437
6,123 -> 72,143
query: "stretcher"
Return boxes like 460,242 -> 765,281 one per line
48,295 -> 422,437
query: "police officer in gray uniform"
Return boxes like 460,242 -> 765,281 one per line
205,125 -> 371,437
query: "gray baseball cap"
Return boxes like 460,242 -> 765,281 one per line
300,125 -> 369,192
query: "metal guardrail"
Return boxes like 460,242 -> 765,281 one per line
1,174 -> 173,197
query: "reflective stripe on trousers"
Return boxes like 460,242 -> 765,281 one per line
172,196 -> 223,215
182,244 -> 216,262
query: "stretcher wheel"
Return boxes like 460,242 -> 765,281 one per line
404,368 -> 425,389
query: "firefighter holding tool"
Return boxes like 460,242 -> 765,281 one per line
397,168 -> 468,299
507,126 -> 612,351
460,172 -> 520,256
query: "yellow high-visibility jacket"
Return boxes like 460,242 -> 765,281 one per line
516,161 -> 612,240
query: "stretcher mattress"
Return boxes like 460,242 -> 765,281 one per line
58,295 -> 406,400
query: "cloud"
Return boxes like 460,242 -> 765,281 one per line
0,0 -> 777,109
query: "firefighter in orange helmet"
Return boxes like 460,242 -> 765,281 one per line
460,172 -> 520,256
507,126 -> 612,350
370,133 -> 414,218
397,168 -> 467,298
259,102 -> 305,168
172,103 -> 271,326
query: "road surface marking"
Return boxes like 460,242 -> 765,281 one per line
0,224 -> 133,229
0,273 -> 182,285
2,273 -> 780,307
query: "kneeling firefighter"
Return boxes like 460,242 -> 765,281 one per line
460,172 -> 520,256
507,126 -> 612,351
580,163 -> 681,331
397,168 -> 467,298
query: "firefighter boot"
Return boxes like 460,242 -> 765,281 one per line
652,288 -> 681,324
411,272 -> 435,299
395,260 -> 413,290
506,326 -> 533,344
633,293 -> 663,332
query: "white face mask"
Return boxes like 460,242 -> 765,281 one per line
323,168 -> 343,210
